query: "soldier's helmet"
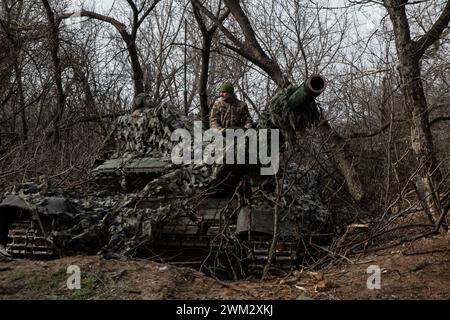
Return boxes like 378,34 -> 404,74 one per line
133,93 -> 154,110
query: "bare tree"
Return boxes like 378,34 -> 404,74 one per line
192,0 -> 229,127
193,0 -> 289,87
41,0 -> 66,144
383,0 -> 450,228
60,0 -> 161,97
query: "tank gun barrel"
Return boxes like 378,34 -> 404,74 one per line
258,75 -> 327,132
287,75 -> 327,113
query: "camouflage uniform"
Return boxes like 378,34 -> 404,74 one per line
209,97 -> 253,130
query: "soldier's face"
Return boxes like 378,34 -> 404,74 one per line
144,97 -> 153,108
220,91 -> 233,101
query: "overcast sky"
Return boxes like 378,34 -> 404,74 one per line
66,0 -> 384,36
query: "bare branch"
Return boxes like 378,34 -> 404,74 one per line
430,116 -> 450,127
347,118 -> 404,139
414,0 -> 450,57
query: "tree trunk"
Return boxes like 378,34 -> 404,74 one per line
199,35 -> 213,128
128,41 -> 144,96
319,121 -> 365,201
59,9 -> 145,97
14,63 -> 27,141
384,0 -> 448,229
42,0 -> 65,145
223,0 -> 289,88
192,1 -> 230,128
398,58 -> 445,226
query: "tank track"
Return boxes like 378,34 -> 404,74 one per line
6,221 -> 54,259
3,198 -> 299,275
151,197 -> 299,276
246,239 -> 297,274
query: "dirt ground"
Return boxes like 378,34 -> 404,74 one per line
0,232 -> 449,300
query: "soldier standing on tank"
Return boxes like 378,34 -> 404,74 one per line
210,82 -> 254,197
209,82 -> 253,133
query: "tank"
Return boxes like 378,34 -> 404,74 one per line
0,75 -> 333,278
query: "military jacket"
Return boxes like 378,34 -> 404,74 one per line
209,97 -> 253,130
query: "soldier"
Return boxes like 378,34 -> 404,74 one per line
132,92 -> 155,117
209,82 -> 254,197
210,82 -> 253,133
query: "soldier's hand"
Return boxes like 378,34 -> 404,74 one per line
132,109 -> 141,117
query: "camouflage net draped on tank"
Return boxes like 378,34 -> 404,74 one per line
99,102 -> 193,160
0,186 -> 201,256
90,88 -> 329,252
88,102 -> 218,254
257,85 -> 320,149
280,164 -> 331,234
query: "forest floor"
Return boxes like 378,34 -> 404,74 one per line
0,232 -> 449,300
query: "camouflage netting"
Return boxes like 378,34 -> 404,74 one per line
104,199 -> 192,255
0,185 -> 198,256
0,187 -> 104,254
257,86 -> 298,130
137,164 -> 217,197
71,101 -> 226,255
280,164 -> 332,234
99,102 -> 193,161
257,85 -> 320,149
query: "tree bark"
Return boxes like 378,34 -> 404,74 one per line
199,35 -> 213,127
384,0 -> 450,228
127,41 -> 144,95
14,62 -> 27,141
319,120 -> 365,201
42,0 -> 65,144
